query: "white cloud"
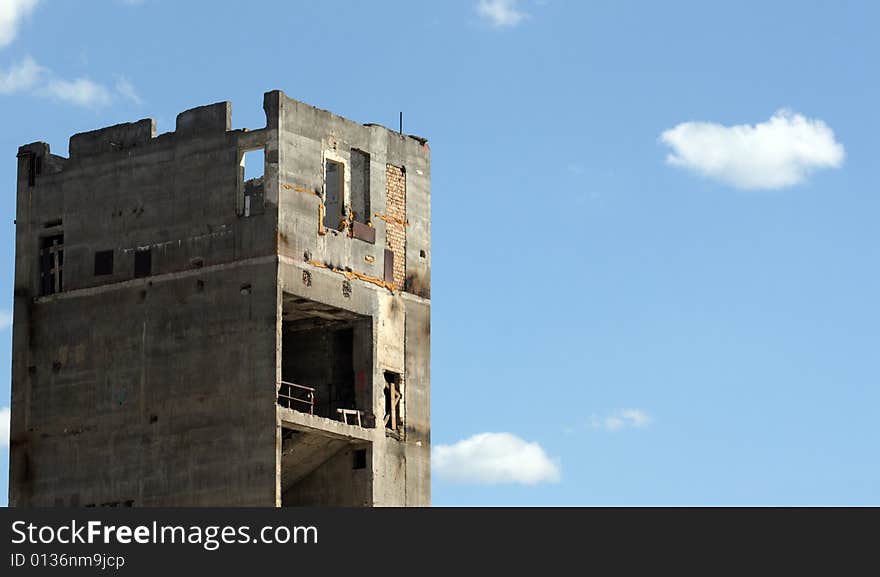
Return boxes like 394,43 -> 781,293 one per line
0,309 -> 11,331
45,77 -> 113,108
0,0 -> 38,47
0,54 -> 41,93
476,0 -> 527,28
591,409 -> 653,432
0,56 -> 123,109
115,76 -> 141,105
0,1 -> 138,110
433,432 -> 560,485
660,109 -> 845,190
0,406 -> 9,448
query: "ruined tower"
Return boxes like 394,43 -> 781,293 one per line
8,91 -> 431,506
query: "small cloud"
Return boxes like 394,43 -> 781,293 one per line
591,409 -> 653,432
115,76 -> 141,105
660,110 -> 845,190
476,0 -> 527,28
0,309 -> 11,331
0,406 -> 9,448
44,77 -> 113,108
0,55 -> 42,94
433,432 -> 560,485
0,56 -> 124,109
0,0 -> 39,47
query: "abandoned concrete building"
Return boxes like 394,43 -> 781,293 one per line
7,91 -> 431,506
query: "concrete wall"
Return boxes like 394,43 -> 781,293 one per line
274,91 -> 431,506
403,295 -> 431,506
10,100 -> 280,506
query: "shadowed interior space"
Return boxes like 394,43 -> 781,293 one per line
280,293 -> 373,423
280,428 -> 371,507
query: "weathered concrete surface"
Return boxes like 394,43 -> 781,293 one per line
9,91 -> 430,507
280,433 -> 347,488
278,407 -> 373,443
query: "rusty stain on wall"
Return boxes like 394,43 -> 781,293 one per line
306,260 -> 396,293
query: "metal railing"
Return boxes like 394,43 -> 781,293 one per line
277,381 -> 316,415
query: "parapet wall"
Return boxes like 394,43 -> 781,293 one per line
68,118 -> 157,158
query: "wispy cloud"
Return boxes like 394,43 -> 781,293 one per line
0,1 -> 140,109
0,54 -> 41,93
0,309 -> 11,331
0,0 -> 38,47
591,409 -> 653,432
114,75 -> 142,105
476,0 -> 527,28
433,432 -> 560,485
660,110 -> 845,190
0,55 -> 140,109
0,406 -> 9,448
44,77 -> 113,108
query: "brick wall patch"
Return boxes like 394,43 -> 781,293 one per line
385,164 -> 407,291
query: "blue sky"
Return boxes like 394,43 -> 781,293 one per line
1,0 -> 879,506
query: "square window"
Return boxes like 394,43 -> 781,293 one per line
94,250 -> 114,276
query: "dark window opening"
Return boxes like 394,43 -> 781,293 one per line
350,150 -> 374,242
39,234 -> 64,296
323,159 -> 344,229
240,148 -> 265,217
353,449 -> 367,470
383,371 -> 403,434
134,249 -> 152,278
351,149 -> 370,223
94,250 -> 114,276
